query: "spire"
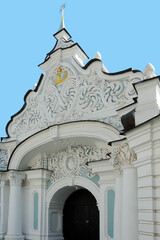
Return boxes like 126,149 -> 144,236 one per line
59,3 -> 66,31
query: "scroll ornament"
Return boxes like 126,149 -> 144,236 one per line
0,149 -> 8,169
8,171 -> 26,186
7,64 -> 140,139
112,142 -> 136,169
30,145 -> 110,182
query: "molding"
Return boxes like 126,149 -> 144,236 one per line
46,176 -> 100,205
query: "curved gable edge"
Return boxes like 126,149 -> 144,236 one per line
2,74 -> 44,142
2,60 -> 143,143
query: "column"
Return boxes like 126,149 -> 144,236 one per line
113,171 -> 122,240
0,174 -> 8,240
112,147 -> 123,240
112,141 -> 138,240
5,171 -> 26,240
121,164 -> 138,240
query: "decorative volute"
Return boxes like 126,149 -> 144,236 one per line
8,171 -> 26,186
112,140 -> 137,169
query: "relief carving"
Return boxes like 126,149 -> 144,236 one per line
7,63 -> 141,139
0,149 -> 8,169
8,171 -> 26,186
112,142 -> 136,169
0,173 -> 8,185
30,145 -> 110,183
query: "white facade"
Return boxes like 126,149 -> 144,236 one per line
0,25 -> 160,240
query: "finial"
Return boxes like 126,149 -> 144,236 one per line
94,51 -> 101,60
60,3 -> 66,17
59,3 -> 66,30
33,83 -> 37,90
144,63 -> 156,79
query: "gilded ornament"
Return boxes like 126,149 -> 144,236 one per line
54,67 -> 68,86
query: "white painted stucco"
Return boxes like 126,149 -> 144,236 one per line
0,26 -> 160,240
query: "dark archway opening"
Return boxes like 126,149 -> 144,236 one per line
63,189 -> 99,240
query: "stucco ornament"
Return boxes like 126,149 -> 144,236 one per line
30,146 -> 110,182
43,65 -> 77,123
0,149 -> 8,169
112,142 -> 136,168
7,61 -> 142,141
8,171 -> 26,186
0,172 -> 8,184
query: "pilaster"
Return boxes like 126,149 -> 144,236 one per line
112,155 -> 123,240
22,169 -> 51,240
5,171 -> 26,240
88,159 -> 115,240
0,173 -> 8,240
112,141 -> 138,240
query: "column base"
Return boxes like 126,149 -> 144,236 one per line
5,234 -> 25,240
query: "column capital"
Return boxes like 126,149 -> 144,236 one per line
0,172 -> 7,181
0,172 -> 8,186
112,141 -> 136,168
8,171 -> 26,186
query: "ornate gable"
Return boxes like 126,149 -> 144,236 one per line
4,28 -> 143,142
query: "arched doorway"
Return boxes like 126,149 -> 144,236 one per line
63,189 -> 99,240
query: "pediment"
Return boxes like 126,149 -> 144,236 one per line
4,29 -> 144,142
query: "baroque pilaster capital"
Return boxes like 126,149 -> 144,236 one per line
0,148 -> 8,169
0,173 -> 8,186
112,141 -> 136,168
8,171 -> 26,186
0,172 -> 7,181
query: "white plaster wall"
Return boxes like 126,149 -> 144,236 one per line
127,117 -> 160,240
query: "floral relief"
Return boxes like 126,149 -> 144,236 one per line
0,149 -> 8,169
112,142 -> 137,169
7,64 -> 141,139
30,145 -> 110,183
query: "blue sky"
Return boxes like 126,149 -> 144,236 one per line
0,0 -> 160,138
